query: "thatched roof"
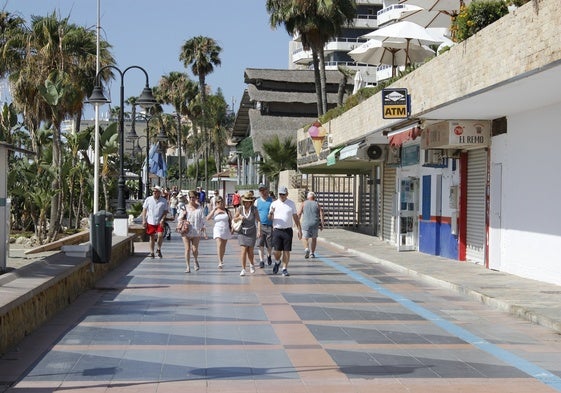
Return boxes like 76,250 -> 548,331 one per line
246,84 -> 339,104
232,68 -> 354,149
249,109 -> 316,155
244,68 -> 345,85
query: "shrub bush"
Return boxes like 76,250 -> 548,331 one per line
452,1 -> 509,42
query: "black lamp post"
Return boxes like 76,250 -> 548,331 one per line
176,112 -> 182,191
89,65 -> 156,218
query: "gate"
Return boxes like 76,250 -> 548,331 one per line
312,175 -> 356,228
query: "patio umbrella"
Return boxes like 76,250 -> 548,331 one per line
349,39 -> 435,75
361,21 -> 442,70
352,70 -> 366,94
363,21 -> 442,45
397,0 -> 473,28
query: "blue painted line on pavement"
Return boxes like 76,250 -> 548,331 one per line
318,254 -> 561,391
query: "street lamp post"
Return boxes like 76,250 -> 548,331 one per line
89,65 -> 156,235
176,112 -> 182,191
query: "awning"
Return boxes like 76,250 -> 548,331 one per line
388,126 -> 422,147
326,147 -> 344,166
339,143 -> 361,160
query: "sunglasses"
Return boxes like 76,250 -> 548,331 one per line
278,193 -> 286,196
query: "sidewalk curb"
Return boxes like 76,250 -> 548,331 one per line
318,236 -> 561,334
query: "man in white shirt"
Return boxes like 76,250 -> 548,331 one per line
142,186 -> 169,259
268,186 -> 302,276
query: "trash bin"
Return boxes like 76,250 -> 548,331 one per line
91,210 -> 114,263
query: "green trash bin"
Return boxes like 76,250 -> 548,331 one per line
91,211 -> 114,263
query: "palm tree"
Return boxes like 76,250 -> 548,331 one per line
0,11 -> 26,78
205,90 -> 232,176
266,0 -> 355,115
258,135 -> 297,189
179,36 -> 222,193
2,12 -> 114,242
155,71 -> 198,189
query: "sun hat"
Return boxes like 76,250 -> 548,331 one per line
153,186 -> 162,192
278,186 -> 288,195
241,191 -> 255,202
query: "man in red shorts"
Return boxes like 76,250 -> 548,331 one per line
142,186 -> 169,258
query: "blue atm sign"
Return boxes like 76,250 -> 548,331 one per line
382,88 -> 409,119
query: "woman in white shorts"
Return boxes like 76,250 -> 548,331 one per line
206,196 -> 231,269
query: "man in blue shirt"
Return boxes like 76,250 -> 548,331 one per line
255,183 -> 274,268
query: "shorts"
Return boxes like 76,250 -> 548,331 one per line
258,225 -> 273,248
272,227 -> 293,252
146,223 -> 164,235
302,225 -> 319,239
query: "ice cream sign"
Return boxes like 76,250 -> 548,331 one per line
421,120 -> 491,149
307,121 -> 327,155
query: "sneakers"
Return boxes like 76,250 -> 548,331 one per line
259,261 -> 265,269
194,261 -> 200,271
282,269 -> 290,277
267,255 -> 272,265
218,262 -> 224,269
250,264 -> 256,274
156,249 -> 162,258
240,268 -> 246,276
149,252 -> 155,259
272,261 -> 281,274
304,248 -> 310,259
310,253 -> 316,258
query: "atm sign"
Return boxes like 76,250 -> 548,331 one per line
382,88 -> 409,119
384,106 -> 407,118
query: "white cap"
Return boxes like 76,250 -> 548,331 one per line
278,186 -> 288,194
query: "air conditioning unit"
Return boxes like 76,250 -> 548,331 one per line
423,149 -> 447,167
386,145 -> 401,166
365,144 -> 386,161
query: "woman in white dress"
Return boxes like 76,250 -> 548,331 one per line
206,196 -> 231,269
177,190 -> 206,273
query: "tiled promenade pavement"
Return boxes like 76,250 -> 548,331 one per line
2,225 -> 561,392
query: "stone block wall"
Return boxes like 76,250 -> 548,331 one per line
0,236 -> 133,355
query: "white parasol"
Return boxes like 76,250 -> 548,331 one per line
352,70 -> 366,95
349,39 -> 435,75
360,22 -> 441,72
362,21 -> 443,46
397,0 -> 473,28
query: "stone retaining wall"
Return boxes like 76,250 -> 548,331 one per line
0,236 -> 134,355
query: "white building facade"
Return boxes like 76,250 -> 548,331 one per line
297,0 -> 561,285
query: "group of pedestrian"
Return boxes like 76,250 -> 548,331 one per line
142,182 -> 325,277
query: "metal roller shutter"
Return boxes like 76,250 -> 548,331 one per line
382,167 -> 396,242
466,149 -> 487,264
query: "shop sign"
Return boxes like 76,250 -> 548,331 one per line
421,120 -> 490,149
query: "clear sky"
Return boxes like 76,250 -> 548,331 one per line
1,0 -> 291,118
